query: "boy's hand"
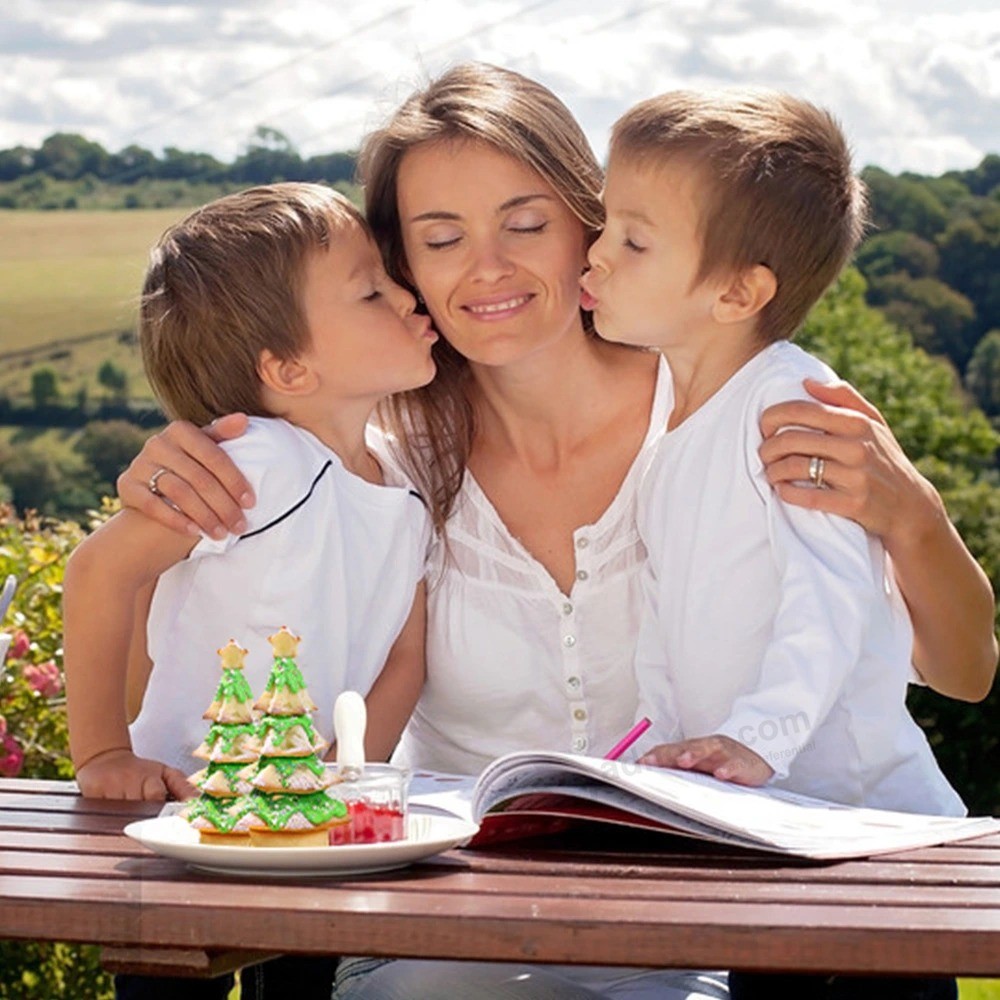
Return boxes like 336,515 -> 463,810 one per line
638,735 -> 774,786
75,749 -> 196,801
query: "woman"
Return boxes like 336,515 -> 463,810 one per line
118,65 -> 995,998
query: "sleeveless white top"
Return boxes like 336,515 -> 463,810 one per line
394,357 -> 671,775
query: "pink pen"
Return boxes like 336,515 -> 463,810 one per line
604,717 -> 652,760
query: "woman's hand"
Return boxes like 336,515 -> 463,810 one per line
759,378 -> 932,544
117,413 -> 254,539
760,378 -> 997,702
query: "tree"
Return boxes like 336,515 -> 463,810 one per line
34,133 -> 109,181
30,368 -> 60,409
74,420 -> 148,485
965,330 -> 1000,417
231,125 -> 302,184
860,167 -> 949,240
855,231 -> 939,281
0,144 -> 35,181
866,274 -> 978,370
97,360 -> 129,403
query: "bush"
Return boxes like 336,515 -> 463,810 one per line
0,503 -> 113,998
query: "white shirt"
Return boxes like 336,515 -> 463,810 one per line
393,357 -> 672,776
131,417 -> 431,774
633,342 -> 964,816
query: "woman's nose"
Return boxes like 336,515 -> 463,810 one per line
469,239 -> 515,282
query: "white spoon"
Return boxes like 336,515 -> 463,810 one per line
334,690 -> 367,781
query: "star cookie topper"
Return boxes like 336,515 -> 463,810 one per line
268,625 -> 301,659
217,639 -> 248,671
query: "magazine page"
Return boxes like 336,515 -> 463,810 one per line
472,752 -> 1000,860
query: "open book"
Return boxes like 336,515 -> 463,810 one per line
407,751 -> 1000,860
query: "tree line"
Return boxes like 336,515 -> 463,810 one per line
855,157 -> 1000,419
0,127 -> 355,188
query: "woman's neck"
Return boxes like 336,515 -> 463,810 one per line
468,334 -> 646,468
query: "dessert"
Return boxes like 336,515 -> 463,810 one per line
184,641 -> 257,844
243,627 -> 348,847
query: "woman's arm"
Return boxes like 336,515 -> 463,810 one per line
117,413 -> 254,538
760,378 -> 997,702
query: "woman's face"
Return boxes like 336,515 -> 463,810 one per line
396,140 -> 590,369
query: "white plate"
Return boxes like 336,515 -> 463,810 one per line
124,813 -> 479,877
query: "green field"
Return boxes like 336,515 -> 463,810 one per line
0,208 -> 189,402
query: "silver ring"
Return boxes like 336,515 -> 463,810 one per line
148,467 -> 169,497
808,456 -> 825,489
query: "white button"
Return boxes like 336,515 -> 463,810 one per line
576,537 -> 589,549
567,675 -> 580,689
563,635 -> 576,648
562,602 -> 573,615
572,736 -> 587,752
576,570 -> 589,582
573,708 -> 587,721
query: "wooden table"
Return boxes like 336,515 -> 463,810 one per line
2,777 -> 999,980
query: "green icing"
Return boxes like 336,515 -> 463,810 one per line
187,794 -> 252,833
259,713 -> 317,741
214,668 -> 253,702
201,761 -> 252,793
204,721 -> 258,753
259,755 -> 325,778
264,657 -> 307,693
247,790 -> 347,830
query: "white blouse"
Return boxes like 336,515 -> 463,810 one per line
393,357 -> 671,775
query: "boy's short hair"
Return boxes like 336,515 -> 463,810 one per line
140,182 -> 365,424
610,90 -> 868,342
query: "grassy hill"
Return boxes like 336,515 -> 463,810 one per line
0,209 -> 189,403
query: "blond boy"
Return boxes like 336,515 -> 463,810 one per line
64,184 -> 437,798
582,92 -> 963,815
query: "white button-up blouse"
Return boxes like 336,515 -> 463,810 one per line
393,357 -> 671,776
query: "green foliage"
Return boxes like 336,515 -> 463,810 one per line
29,368 -> 59,409
800,270 -> 998,470
0,440 -> 99,520
966,331 -> 1000,417
96,359 -> 129,402
0,941 -> 112,999
0,507 -> 114,999
74,420 -> 148,487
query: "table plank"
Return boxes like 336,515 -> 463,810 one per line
4,849 -> 1000,910
2,872 -> 999,974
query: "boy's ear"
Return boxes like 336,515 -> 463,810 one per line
257,349 -> 318,397
713,265 -> 777,325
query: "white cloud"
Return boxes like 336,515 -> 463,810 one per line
0,0 -> 996,174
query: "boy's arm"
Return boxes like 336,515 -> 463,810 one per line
761,380 -> 997,701
638,734 -> 773,786
361,582 -> 427,763
63,510 -> 198,800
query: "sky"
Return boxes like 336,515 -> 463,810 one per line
2,0 -> 998,176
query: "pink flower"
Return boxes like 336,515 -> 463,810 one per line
0,730 -> 23,777
9,630 -> 29,661
23,660 -> 63,699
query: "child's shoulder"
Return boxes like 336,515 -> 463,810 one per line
744,341 -> 837,408
221,417 -> 334,477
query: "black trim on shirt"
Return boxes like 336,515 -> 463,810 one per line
238,460 -> 333,541
236,463 -> 427,541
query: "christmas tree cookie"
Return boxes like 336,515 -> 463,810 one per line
244,627 -> 348,847
185,640 -> 258,844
